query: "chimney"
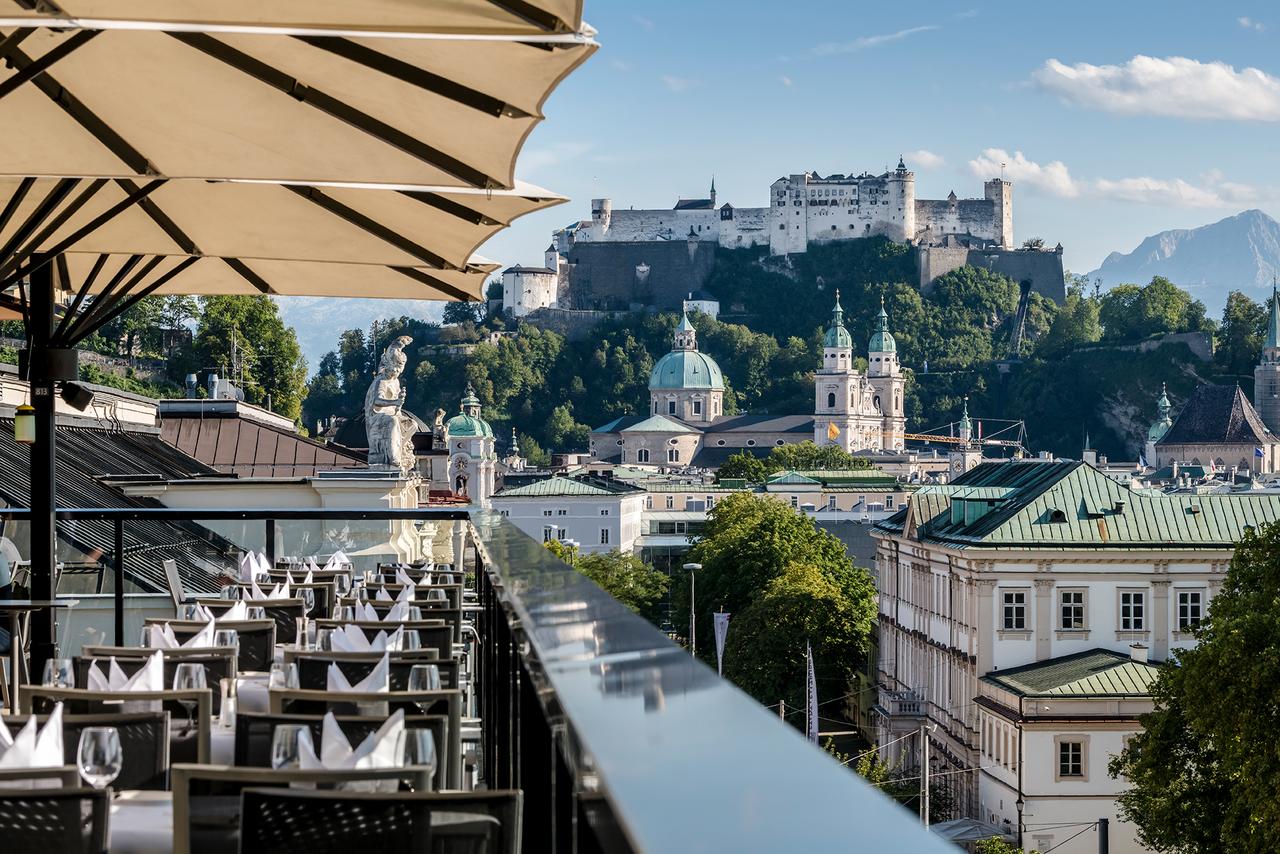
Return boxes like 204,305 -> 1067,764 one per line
184,373 -> 198,399
208,373 -> 220,399
1129,643 -> 1148,664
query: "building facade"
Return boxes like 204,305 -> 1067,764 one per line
813,295 -> 905,453
501,245 -> 562,317
870,460 -> 1280,846
1254,283 -> 1280,434
490,475 -> 647,554
649,314 -> 725,423
444,384 -> 497,507
1152,384 -> 1280,475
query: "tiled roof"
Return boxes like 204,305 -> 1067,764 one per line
161,413 -> 365,478
703,414 -> 815,434
673,198 -> 713,210
592,415 -> 647,434
689,445 -> 771,469
493,475 -> 643,498
766,471 -> 821,485
876,459 -> 1280,548
1157,384 -> 1274,447
620,415 -> 697,434
982,649 -> 1159,697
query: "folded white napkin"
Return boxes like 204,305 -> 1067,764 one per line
288,569 -> 315,586
330,624 -> 402,653
87,650 -> 164,692
326,652 -> 390,693
299,710 -> 405,790
189,603 -> 214,621
249,579 -> 290,600
238,553 -> 255,582
218,601 -> 248,622
0,702 -> 64,770
395,567 -> 415,587
322,551 -> 351,571
147,619 -> 216,649
417,573 -> 434,588
356,602 -> 407,623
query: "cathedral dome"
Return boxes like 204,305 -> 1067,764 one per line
649,349 -> 724,391
447,412 -> 493,438
823,292 -> 853,350
868,301 -> 896,353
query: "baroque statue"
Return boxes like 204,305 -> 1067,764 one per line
365,335 -> 417,472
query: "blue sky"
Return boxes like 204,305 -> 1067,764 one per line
480,0 -> 1280,308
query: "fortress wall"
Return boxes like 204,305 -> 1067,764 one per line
918,246 -> 1065,302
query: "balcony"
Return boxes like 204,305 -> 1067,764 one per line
1,505 -> 954,852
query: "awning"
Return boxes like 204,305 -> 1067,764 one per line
929,817 -> 1014,843
0,6 -> 596,188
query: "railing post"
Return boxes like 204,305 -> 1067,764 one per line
264,518 -> 276,566
113,516 -> 124,645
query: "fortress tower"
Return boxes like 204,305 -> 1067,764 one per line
985,178 -> 1013,249
1255,282 -> 1280,434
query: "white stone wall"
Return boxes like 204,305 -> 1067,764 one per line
502,269 -> 558,317
491,492 -> 646,554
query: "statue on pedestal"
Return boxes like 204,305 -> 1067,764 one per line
364,336 -> 417,472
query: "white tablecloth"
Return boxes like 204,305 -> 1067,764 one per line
210,726 -> 236,764
110,790 -> 172,854
236,674 -> 271,714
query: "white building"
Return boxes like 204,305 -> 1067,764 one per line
490,475 -> 647,554
813,295 -> 905,453
871,459 -> 1280,849
501,245 -> 561,317
444,384 -> 497,508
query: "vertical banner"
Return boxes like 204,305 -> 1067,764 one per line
713,610 -> 730,676
806,641 -> 819,744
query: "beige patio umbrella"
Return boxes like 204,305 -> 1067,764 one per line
0,2 -> 597,672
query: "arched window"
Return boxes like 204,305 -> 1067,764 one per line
826,392 -> 836,408
653,400 -> 658,414
637,449 -> 650,463
668,448 -> 680,463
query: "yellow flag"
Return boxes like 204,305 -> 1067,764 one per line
826,422 -> 840,441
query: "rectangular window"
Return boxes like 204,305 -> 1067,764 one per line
665,496 -> 674,510
600,528 -> 609,545
543,526 -> 556,542
599,508 -> 610,516
1177,590 -> 1203,631
667,400 -> 676,415
1120,590 -> 1146,631
1058,741 -> 1083,777
706,495 -> 715,509
1002,590 -> 1027,630
885,495 -> 894,509
499,509 -> 509,517
828,495 -> 837,509
693,400 -> 702,415
790,496 -> 798,508
557,509 -> 568,516
645,496 -> 653,509
1060,590 -> 1085,630
542,510 -> 552,517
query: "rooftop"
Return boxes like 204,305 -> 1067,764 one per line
493,474 -> 644,498
1157,384 -> 1274,447
982,649 -> 1160,698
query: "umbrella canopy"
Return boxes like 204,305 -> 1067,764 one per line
0,176 -> 564,305
0,5 -> 595,187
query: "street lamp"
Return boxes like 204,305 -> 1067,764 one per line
683,562 -> 701,657
1015,795 -> 1025,848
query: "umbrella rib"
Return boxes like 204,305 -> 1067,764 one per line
168,32 -> 499,189
60,252 -> 142,340
51,252 -> 108,344
114,178 -> 200,255
0,177 -> 107,280
222,258 -> 274,295
283,184 -> 453,270
485,0 -> 567,32
0,176 -> 36,237
391,267 -> 475,303
0,177 -> 79,272
1,46 -> 156,175
64,255 -> 165,345
0,28 -> 99,101
292,36 -> 526,119
398,190 -> 498,227
66,257 -> 198,347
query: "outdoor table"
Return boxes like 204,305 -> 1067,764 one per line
0,598 -> 80,714
109,790 -> 498,853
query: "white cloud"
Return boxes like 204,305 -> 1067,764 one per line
1239,16 -> 1265,31
610,59 -> 633,72
969,148 -> 1079,197
661,75 -> 693,93
1033,55 -> 1280,121
956,8 -> 979,19
633,15 -> 655,31
903,149 -> 945,170
968,148 -> 1269,207
520,142 -> 592,175
780,75 -> 793,87
811,25 -> 939,57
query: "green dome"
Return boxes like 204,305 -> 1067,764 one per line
650,350 -> 724,390
824,292 -> 852,350
869,302 -> 896,353
447,412 -> 493,438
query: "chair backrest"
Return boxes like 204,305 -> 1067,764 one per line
149,619 -> 275,672
196,598 -> 304,649
5,711 -> 171,790
163,558 -> 186,611
295,655 -> 460,693
315,620 -> 454,659
22,686 -> 212,765
232,712 -> 448,790
0,787 -> 109,854
171,764 -> 434,854
224,582 -> 333,619
75,647 -> 237,712
0,766 -> 79,787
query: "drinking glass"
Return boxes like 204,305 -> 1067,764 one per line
334,574 -> 351,596
214,629 -> 239,650
271,724 -> 310,770
300,587 -> 315,616
246,606 -> 266,621
42,657 -> 74,688
362,570 -> 376,586
400,728 -> 437,790
426,588 -> 447,602
316,628 -> 335,651
77,727 -> 123,790
139,626 -> 152,648
400,631 -> 421,651
408,606 -> 422,622
180,603 -> 200,620
173,663 -> 207,733
339,606 -> 356,622
356,586 -> 369,603
408,663 -> 441,693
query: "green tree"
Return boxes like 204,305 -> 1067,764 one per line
764,441 -> 875,473
518,434 -> 550,467
1215,290 -> 1267,378
485,279 -> 503,300
1037,278 -> 1101,357
1099,276 -> 1214,342
442,301 -> 485,326
543,403 -> 589,452
975,839 -> 1038,854
716,451 -> 768,483
574,550 -> 669,622
182,295 -> 307,420
1109,521 -> 1280,853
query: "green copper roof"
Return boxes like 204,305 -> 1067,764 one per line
447,412 -> 493,438
1147,383 -> 1174,444
766,471 -> 822,485
982,649 -> 1159,697
621,415 -> 696,433
494,475 -> 641,498
650,349 -> 724,390
958,397 -> 972,433
868,300 -> 896,353
823,293 -> 852,350
676,313 -> 695,333
1268,282 -> 1280,350
876,459 -> 1280,548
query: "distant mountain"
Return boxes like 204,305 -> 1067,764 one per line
1088,209 -> 1280,310
275,297 -> 446,373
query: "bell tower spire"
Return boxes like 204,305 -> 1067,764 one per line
1256,279 -> 1280,433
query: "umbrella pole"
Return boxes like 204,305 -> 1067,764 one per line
25,259 -> 64,679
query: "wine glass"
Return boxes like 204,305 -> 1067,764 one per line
408,663 -> 440,693
42,657 -> 74,688
408,606 -> 422,622
271,724 -> 310,770
300,587 -> 315,617
400,631 -> 421,652
426,588 -> 447,602
214,629 -> 239,651
246,606 -> 266,621
316,627 -> 334,651
173,663 -> 207,734
139,625 -> 152,648
339,606 -> 355,622
355,586 -> 369,603
77,727 -> 123,790
334,574 -> 351,596
400,728 -> 437,791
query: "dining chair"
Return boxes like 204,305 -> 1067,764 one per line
22,686 -> 213,765
315,620 -> 454,660
0,765 -> 80,787
76,646 -> 237,713
147,619 -> 275,672
0,787 -> 109,854
293,653 -> 460,693
195,598 -> 304,650
5,711 -> 170,790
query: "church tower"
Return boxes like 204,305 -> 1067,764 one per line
814,292 -> 861,451
1255,282 -> 1280,434
1144,383 -> 1174,466
867,297 -> 905,451
948,397 -> 983,480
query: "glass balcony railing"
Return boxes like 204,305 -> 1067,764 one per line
1,505 -> 955,852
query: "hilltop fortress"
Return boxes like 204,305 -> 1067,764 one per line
501,156 -> 1064,317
